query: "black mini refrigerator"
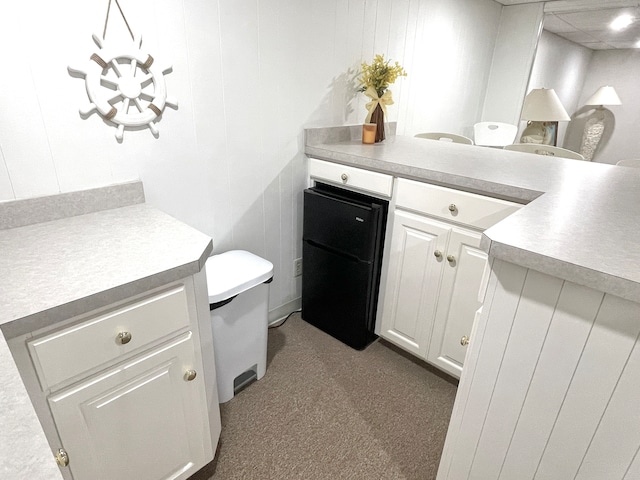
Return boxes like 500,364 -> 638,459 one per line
301,182 -> 388,350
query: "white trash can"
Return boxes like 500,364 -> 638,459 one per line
205,250 -> 273,403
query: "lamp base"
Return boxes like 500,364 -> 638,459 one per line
520,121 -> 555,145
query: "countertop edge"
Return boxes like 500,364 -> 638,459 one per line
305,127 -> 640,303
305,144 -> 543,204
2,238 -> 213,339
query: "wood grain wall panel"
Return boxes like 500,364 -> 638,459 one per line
445,260 -> 527,479
468,270 -> 563,479
498,282 -> 603,479
535,295 -> 640,479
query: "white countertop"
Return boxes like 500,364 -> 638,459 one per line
305,128 -> 640,303
0,187 -> 212,479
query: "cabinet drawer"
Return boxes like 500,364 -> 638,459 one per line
28,285 -> 191,390
396,178 -> 521,230
309,158 -> 393,197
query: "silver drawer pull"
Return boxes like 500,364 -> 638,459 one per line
184,370 -> 197,381
448,204 -> 458,213
434,250 -> 443,258
461,335 -> 470,346
340,173 -> 349,183
116,331 -> 132,345
447,255 -> 456,263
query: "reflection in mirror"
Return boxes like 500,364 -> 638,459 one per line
525,4 -> 640,164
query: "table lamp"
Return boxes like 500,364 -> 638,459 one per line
519,88 -> 571,145
580,85 -> 621,161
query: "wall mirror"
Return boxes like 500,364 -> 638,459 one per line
524,1 -> 640,164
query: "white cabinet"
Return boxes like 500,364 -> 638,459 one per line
379,179 -> 520,378
379,210 -> 450,358
427,227 -> 485,377
48,332 -> 209,480
12,277 -> 219,480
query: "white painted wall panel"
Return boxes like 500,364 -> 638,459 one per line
445,260 -> 528,479
0,149 -> 14,202
0,0 -> 516,314
482,3 -> 543,127
535,295 -> 640,479
440,259 -> 640,480
498,282 -> 603,479
469,270 -> 563,479
575,325 -> 640,479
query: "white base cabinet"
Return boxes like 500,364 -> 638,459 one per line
49,333 -> 209,480
427,227 -> 486,377
379,178 -> 520,378
9,275 -> 219,480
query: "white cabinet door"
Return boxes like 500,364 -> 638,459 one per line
428,227 -> 486,378
379,210 -> 450,357
48,332 -> 209,480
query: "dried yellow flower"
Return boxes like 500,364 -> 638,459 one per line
359,54 -> 407,97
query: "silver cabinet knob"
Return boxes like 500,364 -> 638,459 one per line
116,331 -> 132,345
55,448 -> 69,467
448,204 -> 457,213
460,335 -> 470,346
447,255 -> 455,263
340,173 -> 348,183
184,370 -> 197,381
434,250 -> 443,258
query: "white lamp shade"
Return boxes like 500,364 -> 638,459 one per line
521,88 -> 571,121
585,86 -> 621,106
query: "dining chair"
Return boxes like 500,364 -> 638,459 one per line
414,132 -> 474,145
503,143 -> 585,160
616,159 -> 640,168
473,122 -> 518,147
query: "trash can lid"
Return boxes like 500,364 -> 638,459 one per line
205,250 -> 274,303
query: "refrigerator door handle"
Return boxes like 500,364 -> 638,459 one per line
304,239 -> 367,264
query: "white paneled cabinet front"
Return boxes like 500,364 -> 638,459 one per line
379,178 -> 520,378
48,333 -> 208,480
427,227 -> 486,377
17,279 -> 218,480
379,210 -> 449,358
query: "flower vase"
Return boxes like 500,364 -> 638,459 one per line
370,103 -> 385,142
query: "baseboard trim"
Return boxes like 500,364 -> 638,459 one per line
268,298 -> 301,326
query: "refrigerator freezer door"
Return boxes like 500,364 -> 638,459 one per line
302,188 -> 381,262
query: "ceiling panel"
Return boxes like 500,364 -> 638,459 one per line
493,0 -> 640,50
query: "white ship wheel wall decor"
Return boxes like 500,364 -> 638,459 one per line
68,0 -> 177,141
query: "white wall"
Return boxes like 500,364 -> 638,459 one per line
528,31 -> 640,164
576,49 -> 640,164
0,0 -> 503,315
526,30 -> 592,147
482,3 -> 544,126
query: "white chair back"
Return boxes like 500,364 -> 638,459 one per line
504,143 -> 585,160
616,159 -> 640,168
473,122 -> 518,147
414,132 -> 473,145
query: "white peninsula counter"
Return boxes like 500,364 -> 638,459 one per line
305,126 -> 640,480
0,181 -> 219,480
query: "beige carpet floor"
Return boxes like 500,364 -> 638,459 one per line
192,313 -> 457,480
